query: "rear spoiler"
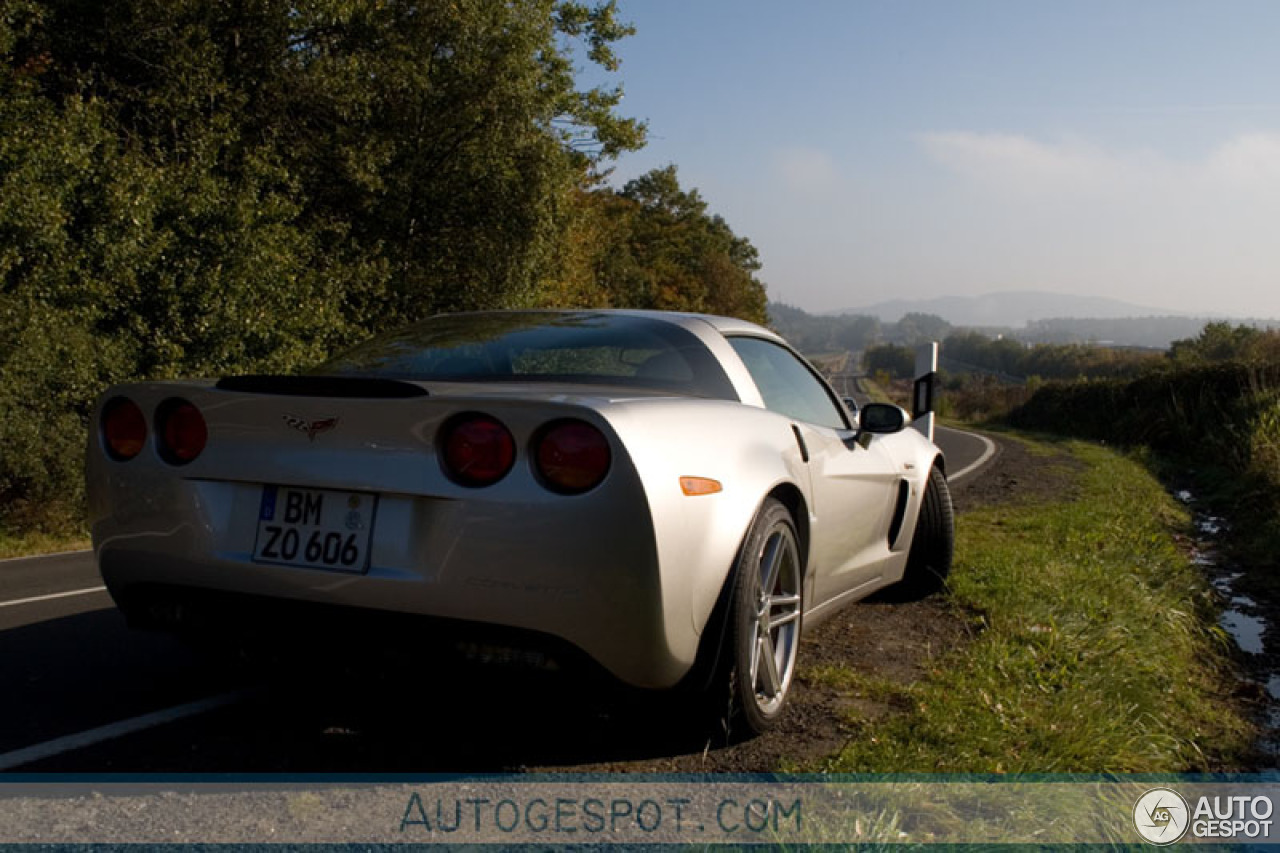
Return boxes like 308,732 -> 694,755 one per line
216,375 -> 429,398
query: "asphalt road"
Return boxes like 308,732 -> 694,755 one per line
1,427 -> 994,773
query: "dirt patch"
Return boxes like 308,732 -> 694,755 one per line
552,596 -> 973,774
949,431 -> 1084,514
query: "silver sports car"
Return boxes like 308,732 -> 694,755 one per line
88,310 -> 953,734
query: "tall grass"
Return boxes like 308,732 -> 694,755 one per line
1008,361 -> 1280,579
822,438 -> 1252,772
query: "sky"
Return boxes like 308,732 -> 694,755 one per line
592,1 -> 1280,318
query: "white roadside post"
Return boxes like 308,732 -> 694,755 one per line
912,342 -> 938,443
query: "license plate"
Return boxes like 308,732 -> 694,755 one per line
252,486 -> 376,573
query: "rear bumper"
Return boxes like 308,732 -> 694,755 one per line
92,479 -> 691,689
109,581 -> 622,685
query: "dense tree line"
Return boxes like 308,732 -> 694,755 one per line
0,1 -> 766,530
1020,316 -> 1227,349
942,332 -> 1164,381
944,322 -> 1280,383
541,166 -> 766,320
775,301 -> 1280,356
768,303 -> 951,354
1168,322 -> 1280,365
771,301 -> 1168,382
768,303 -> 882,354
862,343 -> 914,379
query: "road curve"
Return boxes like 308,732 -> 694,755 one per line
935,425 -> 997,484
825,368 -> 996,485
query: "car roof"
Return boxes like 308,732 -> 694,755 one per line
457,308 -> 784,342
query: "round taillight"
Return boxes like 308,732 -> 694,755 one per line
102,397 -> 147,461
534,419 -> 611,494
439,414 -> 516,487
156,399 -> 207,465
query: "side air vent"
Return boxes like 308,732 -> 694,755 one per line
216,375 -> 429,398
887,479 -> 911,548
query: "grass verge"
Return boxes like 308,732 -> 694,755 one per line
0,504 -> 89,559
821,435 -> 1253,772
0,530 -> 90,560
1146,453 -> 1280,604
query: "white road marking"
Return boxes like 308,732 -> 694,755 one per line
0,692 -> 247,771
0,586 -> 108,609
941,427 -> 998,483
0,548 -> 92,564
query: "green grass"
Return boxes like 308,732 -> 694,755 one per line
0,530 -> 90,559
820,436 -> 1253,773
0,510 -> 89,559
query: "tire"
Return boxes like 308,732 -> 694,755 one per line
893,465 -> 954,600
717,497 -> 804,736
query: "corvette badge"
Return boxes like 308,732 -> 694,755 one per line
283,415 -> 339,442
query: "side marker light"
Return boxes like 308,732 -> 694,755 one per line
680,476 -> 722,497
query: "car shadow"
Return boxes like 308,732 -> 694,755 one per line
1,606 -> 245,759
236,668 -> 720,772
11,619 -> 724,772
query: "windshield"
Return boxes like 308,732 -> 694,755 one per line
315,312 -> 739,400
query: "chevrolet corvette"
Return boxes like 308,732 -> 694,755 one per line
87,310 -> 952,734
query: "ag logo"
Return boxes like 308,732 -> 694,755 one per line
1134,787 -> 1190,845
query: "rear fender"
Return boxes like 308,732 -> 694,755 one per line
598,400 -> 811,655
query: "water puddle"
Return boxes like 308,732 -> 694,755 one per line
1222,610 -> 1267,656
1178,489 -> 1280,761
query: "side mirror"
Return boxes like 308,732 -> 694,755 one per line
859,402 -> 908,434
841,396 -> 859,416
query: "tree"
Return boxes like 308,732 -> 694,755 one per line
5,0 -> 645,348
606,166 -> 765,320
896,312 -> 950,345
836,314 -> 881,352
0,0 -> 645,526
863,343 -> 914,379
1169,322 -> 1268,364
539,165 -> 768,324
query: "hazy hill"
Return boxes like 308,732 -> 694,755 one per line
771,298 -> 1278,353
834,291 -> 1184,327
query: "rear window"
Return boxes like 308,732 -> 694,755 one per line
316,312 -> 739,400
